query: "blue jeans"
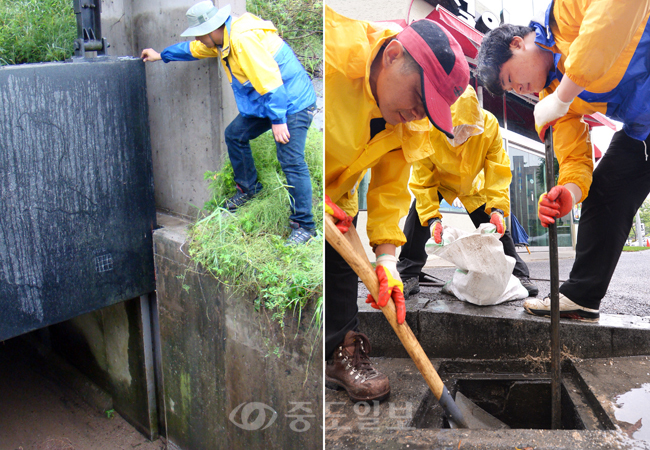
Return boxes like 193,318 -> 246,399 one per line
224,104 -> 316,229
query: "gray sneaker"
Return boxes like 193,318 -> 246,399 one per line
517,276 -> 539,297
402,277 -> 420,300
523,294 -> 599,322
285,222 -> 315,245
224,185 -> 254,211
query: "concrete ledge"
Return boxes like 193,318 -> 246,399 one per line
358,297 -> 650,360
326,357 -> 649,449
327,428 -> 636,449
154,213 -> 322,450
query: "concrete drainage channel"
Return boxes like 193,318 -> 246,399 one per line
415,359 -> 614,431
325,297 -> 650,449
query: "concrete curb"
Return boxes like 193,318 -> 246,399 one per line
357,297 -> 650,360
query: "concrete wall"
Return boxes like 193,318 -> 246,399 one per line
49,297 -> 159,439
153,214 -> 323,450
102,0 -> 245,217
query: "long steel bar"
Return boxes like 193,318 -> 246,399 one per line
544,127 -> 562,429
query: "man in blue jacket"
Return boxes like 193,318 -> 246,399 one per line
477,0 -> 650,321
142,1 -> 317,244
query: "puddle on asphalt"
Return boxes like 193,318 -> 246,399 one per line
614,383 -> 650,442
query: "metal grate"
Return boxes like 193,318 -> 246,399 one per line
94,254 -> 114,273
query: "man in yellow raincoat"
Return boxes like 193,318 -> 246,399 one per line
397,85 -> 538,298
141,1 -> 317,245
477,0 -> 650,321
325,6 -> 469,402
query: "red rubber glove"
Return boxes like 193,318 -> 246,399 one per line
489,209 -> 506,236
325,194 -> 353,234
537,121 -> 557,142
538,185 -> 575,227
365,255 -> 405,324
429,218 -> 443,244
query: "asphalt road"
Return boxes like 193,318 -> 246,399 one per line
414,249 -> 650,317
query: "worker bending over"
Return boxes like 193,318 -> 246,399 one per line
397,85 -> 538,298
477,0 -> 650,321
325,6 -> 469,402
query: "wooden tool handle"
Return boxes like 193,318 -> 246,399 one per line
324,214 -> 445,400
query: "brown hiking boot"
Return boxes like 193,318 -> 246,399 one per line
325,331 -> 390,402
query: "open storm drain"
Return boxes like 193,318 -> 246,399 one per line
410,360 -> 615,430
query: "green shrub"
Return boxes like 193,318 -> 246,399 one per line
190,129 -> 323,334
0,0 -> 76,65
246,0 -> 323,76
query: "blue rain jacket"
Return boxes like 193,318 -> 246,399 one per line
532,0 -> 650,200
161,13 -> 315,124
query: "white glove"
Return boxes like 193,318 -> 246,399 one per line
452,198 -> 464,208
534,90 -> 572,129
376,254 -> 401,283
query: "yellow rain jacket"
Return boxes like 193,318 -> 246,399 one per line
325,6 -> 434,247
532,0 -> 650,202
411,86 -> 511,225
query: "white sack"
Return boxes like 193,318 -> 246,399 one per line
425,224 -> 528,305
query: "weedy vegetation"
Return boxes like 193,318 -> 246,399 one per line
0,0 -> 76,65
190,129 -> 323,341
247,0 -> 323,76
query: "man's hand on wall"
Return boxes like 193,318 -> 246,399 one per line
141,49 -> 162,62
272,123 -> 291,144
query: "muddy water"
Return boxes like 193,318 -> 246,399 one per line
614,382 -> 650,442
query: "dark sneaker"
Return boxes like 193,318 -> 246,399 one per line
524,294 -> 599,322
285,222 -> 315,245
224,185 -> 254,211
402,277 -> 420,300
325,331 -> 390,402
517,276 -> 539,297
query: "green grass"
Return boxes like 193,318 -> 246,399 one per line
246,0 -> 323,76
190,129 -> 323,336
622,246 -> 650,252
0,0 -> 76,65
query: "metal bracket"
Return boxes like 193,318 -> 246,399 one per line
73,0 -> 109,57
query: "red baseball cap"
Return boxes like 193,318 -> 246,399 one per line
397,19 -> 469,139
